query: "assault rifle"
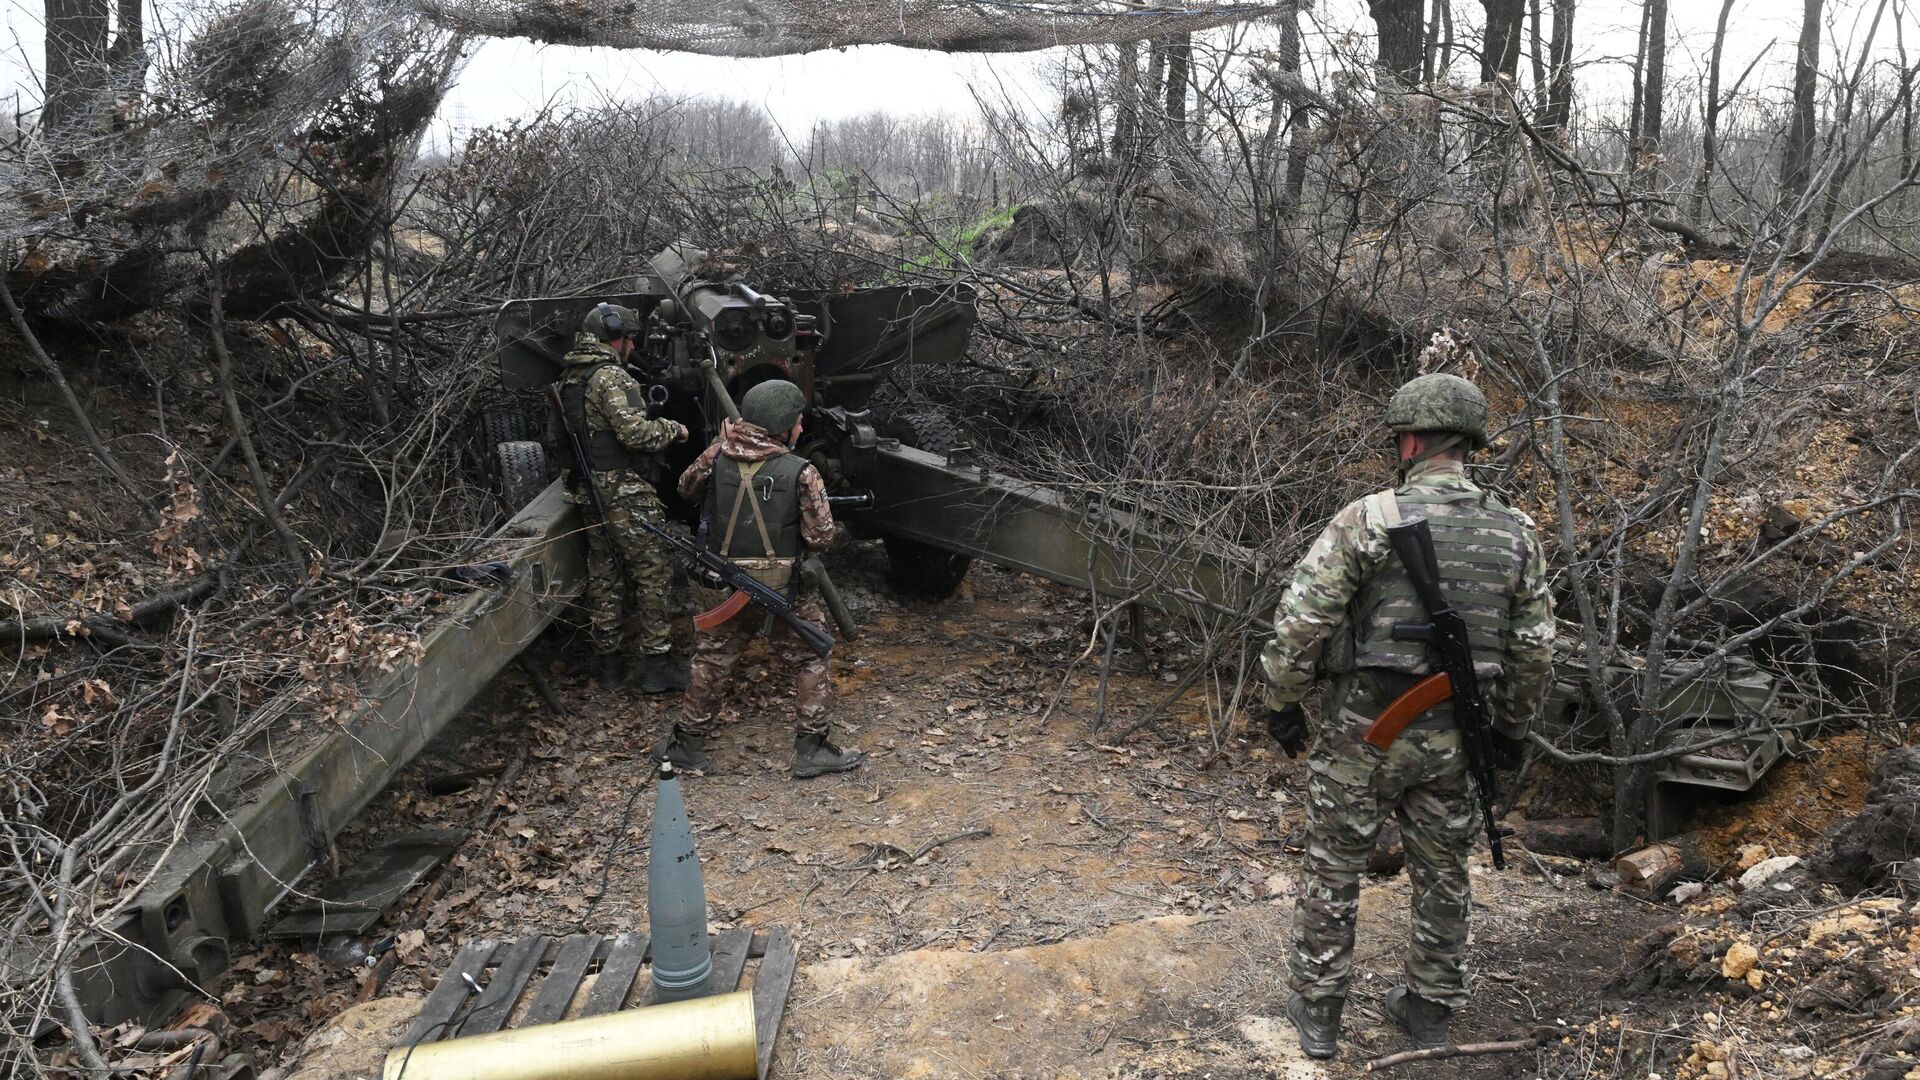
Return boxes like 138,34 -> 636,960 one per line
1362,517 -> 1515,870
636,517 -> 835,660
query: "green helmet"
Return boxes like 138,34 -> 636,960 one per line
581,302 -> 638,342
739,379 -> 806,434
1385,373 -> 1489,449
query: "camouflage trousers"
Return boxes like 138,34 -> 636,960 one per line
582,489 -> 676,657
1292,672 -> 1477,1010
681,592 -> 831,737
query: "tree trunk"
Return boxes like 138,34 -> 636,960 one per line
1780,0 -> 1825,224
1480,0 -> 1526,83
106,0 -> 142,101
1370,0 -> 1427,86
1424,0 -> 1439,84
1527,0 -> 1547,98
1163,30 -> 1191,182
1143,31 -> 1167,165
1898,1 -> 1914,178
1897,2 -> 1914,178
1281,5 -> 1311,214
43,0 -> 110,136
1689,0 -> 1737,223
1541,0 -> 1576,134
1641,0 -> 1668,161
1626,0 -> 1650,165
1113,38 -> 1139,167
1164,31 -> 1190,128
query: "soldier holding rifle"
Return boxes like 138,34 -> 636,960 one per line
546,303 -> 691,693
660,379 -> 864,780
1257,374 -> 1555,1058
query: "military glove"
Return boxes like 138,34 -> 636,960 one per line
1264,705 -> 1309,759
1491,730 -> 1528,770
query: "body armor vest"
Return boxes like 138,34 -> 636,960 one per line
1347,487 -> 1528,680
558,364 -> 653,473
709,452 -> 806,561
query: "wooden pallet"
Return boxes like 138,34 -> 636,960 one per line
395,927 -> 798,1079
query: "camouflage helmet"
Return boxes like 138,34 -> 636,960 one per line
1385,373 -> 1489,450
740,379 -> 806,434
581,302 -> 638,342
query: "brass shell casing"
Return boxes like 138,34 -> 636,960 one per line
381,989 -> 758,1080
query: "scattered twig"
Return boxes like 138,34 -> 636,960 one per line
839,827 -> 994,870
515,656 -> 567,718
1365,1033 -> 1553,1070
0,579 -> 217,644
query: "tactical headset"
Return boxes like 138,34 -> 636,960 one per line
594,302 -> 628,342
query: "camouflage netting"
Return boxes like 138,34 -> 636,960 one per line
409,0 -> 1294,56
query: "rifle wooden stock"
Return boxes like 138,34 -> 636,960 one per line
1363,673 -> 1453,749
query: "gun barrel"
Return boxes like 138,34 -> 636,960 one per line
703,357 -> 742,421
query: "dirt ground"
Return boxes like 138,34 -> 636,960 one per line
224,548 -> 1683,1080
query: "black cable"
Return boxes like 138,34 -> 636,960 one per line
575,772 -> 653,931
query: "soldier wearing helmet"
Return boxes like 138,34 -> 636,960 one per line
1259,372 -> 1554,1059
550,302 -> 691,692
665,379 -> 864,779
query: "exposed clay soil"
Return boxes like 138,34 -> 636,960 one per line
237,550 -> 1667,1080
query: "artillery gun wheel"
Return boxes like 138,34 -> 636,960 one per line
497,440 -> 549,514
480,408 -> 534,449
879,412 -> 973,599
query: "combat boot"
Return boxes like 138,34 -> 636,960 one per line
654,727 -> 709,772
594,652 -> 628,689
1284,992 -> 1343,1059
792,732 -> 864,779
1382,986 -> 1451,1050
638,653 -> 689,694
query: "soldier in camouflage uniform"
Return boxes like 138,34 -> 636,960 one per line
1258,373 -> 1555,1058
549,303 -> 691,693
662,380 -> 864,779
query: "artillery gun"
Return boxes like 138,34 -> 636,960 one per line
484,244 -> 1260,614
486,243 -> 985,597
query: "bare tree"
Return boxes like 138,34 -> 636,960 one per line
1781,0 -> 1826,230
41,0 -> 110,135
1540,0 -> 1576,134
1625,0 -> 1668,181
1370,0 -> 1427,86
1689,0 -> 1739,223
1481,0 -> 1525,83
1281,5 -> 1312,213
1641,0 -> 1669,159
1114,38 -> 1141,165
1165,31 -> 1192,134
1527,0 -> 1547,96
1424,0 -> 1455,83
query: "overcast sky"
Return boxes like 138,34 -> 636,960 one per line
0,0 -> 1886,144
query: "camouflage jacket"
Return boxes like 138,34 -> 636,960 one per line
551,335 -> 682,504
1259,459 -> 1555,737
679,418 -> 835,552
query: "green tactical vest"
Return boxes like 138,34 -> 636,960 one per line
558,364 -> 654,473
709,452 -> 807,561
1345,486 -> 1528,680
